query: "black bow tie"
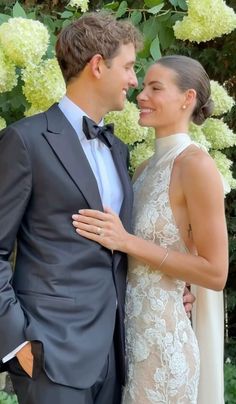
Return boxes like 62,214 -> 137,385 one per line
82,116 -> 114,149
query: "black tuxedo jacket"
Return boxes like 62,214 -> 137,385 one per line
0,104 -> 133,388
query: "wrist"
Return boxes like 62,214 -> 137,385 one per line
122,233 -> 135,254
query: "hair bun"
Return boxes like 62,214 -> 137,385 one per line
193,98 -> 214,125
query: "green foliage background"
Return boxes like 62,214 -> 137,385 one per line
0,0 -> 235,402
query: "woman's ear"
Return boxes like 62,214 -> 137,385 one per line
184,88 -> 197,108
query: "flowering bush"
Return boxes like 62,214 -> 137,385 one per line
0,17 -> 49,67
68,0 -> 89,12
174,0 -> 236,43
130,129 -> 155,172
0,1 -> 234,193
22,59 -> 66,116
105,101 -> 148,145
0,47 -> 17,93
210,150 -> 236,191
0,117 -> 6,130
210,80 -> 235,116
189,123 -> 211,151
203,118 -> 236,150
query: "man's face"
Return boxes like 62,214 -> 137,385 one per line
101,43 -> 138,113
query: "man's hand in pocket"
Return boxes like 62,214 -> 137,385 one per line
16,342 -> 33,377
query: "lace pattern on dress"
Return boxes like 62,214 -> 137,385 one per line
122,138 -> 200,404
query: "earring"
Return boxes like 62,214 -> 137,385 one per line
182,105 -> 187,110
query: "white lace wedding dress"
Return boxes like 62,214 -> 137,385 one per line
122,134 -> 200,404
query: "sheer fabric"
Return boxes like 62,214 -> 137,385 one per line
122,134 -> 200,404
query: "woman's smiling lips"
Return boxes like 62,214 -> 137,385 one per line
139,107 -> 155,117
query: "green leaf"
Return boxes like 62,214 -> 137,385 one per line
12,2 -> 27,18
177,0 -> 188,10
60,11 -> 74,19
144,0 -> 164,7
62,19 -> 72,28
104,1 -> 120,10
27,12 -> 36,19
150,36 -> 161,60
142,16 -> 159,41
168,0 -> 178,6
147,3 -> 164,14
170,13 -> 183,25
138,39 -> 152,58
130,11 -> 142,26
0,13 -> 10,24
157,10 -> 172,24
116,1 -> 127,18
43,16 -> 57,33
158,24 -> 175,50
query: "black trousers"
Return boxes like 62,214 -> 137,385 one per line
8,342 -> 121,404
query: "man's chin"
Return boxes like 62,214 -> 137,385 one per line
111,103 -> 125,112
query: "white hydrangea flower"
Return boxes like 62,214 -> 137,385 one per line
202,118 -> 236,149
189,122 -> 211,150
210,80 -> 235,116
130,142 -> 154,172
210,150 -> 236,191
0,17 -> 49,67
174,0 -> 236,43
22,58 -> 66,116
0,117 -> 6,130
105,100 -> 148,145
68,0 -> 89,12
0,47 -> 17,93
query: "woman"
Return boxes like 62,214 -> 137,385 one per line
72,55 -> 228,403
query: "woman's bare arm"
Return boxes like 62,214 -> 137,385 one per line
72,152 -> 228,291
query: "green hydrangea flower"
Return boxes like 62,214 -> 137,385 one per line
68,0 -> 89,12
174,0 -> 236,43
130,128 -> 155,172
105,100 -> 148,145
210,80 -> 234,116
202,118 -> 236,149
0,117 -> 6,130
210,150 -> 236,192
130,142 -> 154,173
0,47 -> 17,93
0,17 -> 49,67
189,122 -> 211,150
22,58 -> 66,116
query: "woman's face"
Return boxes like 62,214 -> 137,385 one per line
137,64 -> 191,135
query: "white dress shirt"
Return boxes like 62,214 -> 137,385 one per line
2,96 -> 123,363
59,96 -> 123,214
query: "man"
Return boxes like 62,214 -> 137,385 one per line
0,11 -> 193,404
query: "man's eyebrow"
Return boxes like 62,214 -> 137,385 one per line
125,60 -> 136,66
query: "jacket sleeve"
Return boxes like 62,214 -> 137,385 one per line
0,126 -> 32,358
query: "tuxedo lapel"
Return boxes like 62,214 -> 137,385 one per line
110,139 -> 133,271
43,104 -> 103,211
110,141 -> 133,231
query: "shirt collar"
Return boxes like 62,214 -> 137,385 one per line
58,95 -> 104,141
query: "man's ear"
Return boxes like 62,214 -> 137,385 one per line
88,54 -> 104,78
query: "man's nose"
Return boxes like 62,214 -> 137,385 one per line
129,70 -> 138,88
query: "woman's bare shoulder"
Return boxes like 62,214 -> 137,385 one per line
178,145 -> 223,193
178,145 -> 216,172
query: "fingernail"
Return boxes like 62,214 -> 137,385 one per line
79,209 -> 84,214
72,215 -> 78,219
